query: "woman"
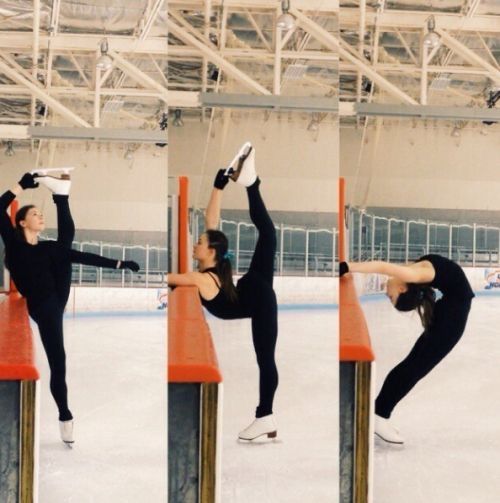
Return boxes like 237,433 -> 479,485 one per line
340,255 -> 474,444
0,172 -> 139,446
168,143 -> 279,441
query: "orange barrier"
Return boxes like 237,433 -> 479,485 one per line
168,286 -> 222,383
338,177 -> 375,362
0,293 -> 39,380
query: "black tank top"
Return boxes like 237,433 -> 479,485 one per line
417,254 -> 474,300
199,268 -> 246,320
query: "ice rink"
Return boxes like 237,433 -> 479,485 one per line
33,311 -> 167,503
208,306 -> 338,503
363,293 -> 500,503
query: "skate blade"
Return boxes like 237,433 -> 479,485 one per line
228,145 -> 253,182
226,142 -> 252,174
374,432 -> 404,445
63,440 -> 74,449
238,430 -> 277,442
31,167 -> 75,178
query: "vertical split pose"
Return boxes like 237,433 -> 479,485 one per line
168,143 -> 279,441
0,172 -> 139,446
340,254 -> 474,444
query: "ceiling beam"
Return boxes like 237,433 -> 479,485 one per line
436,28 -> 500,84
348,102 -> 500,121
341,9 -> 500,33
0,33 -> 168,54
168,46 -> 338,61
167,17 -> 271,95
169,0 -> 336,12
108,51 -> 168,102
290,9 -> 417,104
0,58 -> 91,127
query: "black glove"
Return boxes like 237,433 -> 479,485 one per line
213,169 -> 230,190
19,173 -> 39,190
120,260 -> 140,272
339,261 -> 349,277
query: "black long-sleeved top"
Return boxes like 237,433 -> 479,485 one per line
417,254 -> 475,300
0,190 -> 119,310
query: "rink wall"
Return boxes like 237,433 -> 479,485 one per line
59,266 -> 496,313
349,267 -> 500,298
66,277 -> 336,313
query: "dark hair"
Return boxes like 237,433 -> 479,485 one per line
4,205 -> 35,270
205,229 -> 238,302
395,283 -> 436,330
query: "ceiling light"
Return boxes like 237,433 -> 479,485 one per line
4,141 -> 14,157
124,147 -> 134,160
307,115 -> 320,132
173,109 -> 184,127
423,16 -> 440,49
276,1 -> 295,31
96,39 -> 113,71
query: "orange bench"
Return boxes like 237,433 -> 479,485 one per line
339,276 -> 375,362
0,293 -> 39,380
168,286 -> 222,383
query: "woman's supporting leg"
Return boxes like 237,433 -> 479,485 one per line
246,179 -> 277,285
31,299 -> 73,421
250,285 -> 279,418
53,194 -> 75,304
375,299 -> 471,418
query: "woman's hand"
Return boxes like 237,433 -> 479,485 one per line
18,173 -> 39,190
339,261 -> 349,277
119,260 -> 140,272
213,169 -> 230,190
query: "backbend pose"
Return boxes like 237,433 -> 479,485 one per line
340,254 -> 474,444
0,172 -> 139,446
168,143 -> 279,441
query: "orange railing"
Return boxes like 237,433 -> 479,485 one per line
0,293 -> 39,380
168,286 -> 222,383
338,177 -> 374,362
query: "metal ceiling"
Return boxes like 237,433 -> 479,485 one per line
0,0 -> 167,129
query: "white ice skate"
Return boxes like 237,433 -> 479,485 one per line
238,414 -> 277,441
31,167 -> 74,195
225,142 -> 257,187
59,419 -> 75,447
374,415 -> 404,444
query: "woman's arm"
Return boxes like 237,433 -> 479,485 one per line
0,186 -> 22,245
347,260 -> 434,284
205,188 -> 223,230
167,272 -> 202,287
69,249 -> 120,269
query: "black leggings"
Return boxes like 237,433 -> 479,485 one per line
375,297 -> 472,418
30,195 -> 75,421
239,180 -> 279,418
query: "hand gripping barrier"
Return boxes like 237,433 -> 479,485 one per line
0,293 -> 39,502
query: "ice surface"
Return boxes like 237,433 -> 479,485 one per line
363,294 -> 500,503
208,307 -> 338,503
34,312 -> 167,503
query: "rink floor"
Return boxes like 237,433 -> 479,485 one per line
208,307 -> 338,503
363,293 -> 500,503
34,312 -> 166,503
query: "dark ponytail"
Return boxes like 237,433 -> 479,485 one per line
205,229 -> 238,302
4,205 -> 35,269
395,283 -> 436,331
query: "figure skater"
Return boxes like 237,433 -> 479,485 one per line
0,172 -> 139,446
340,254 -> 474,444
168,143 -> 279,441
